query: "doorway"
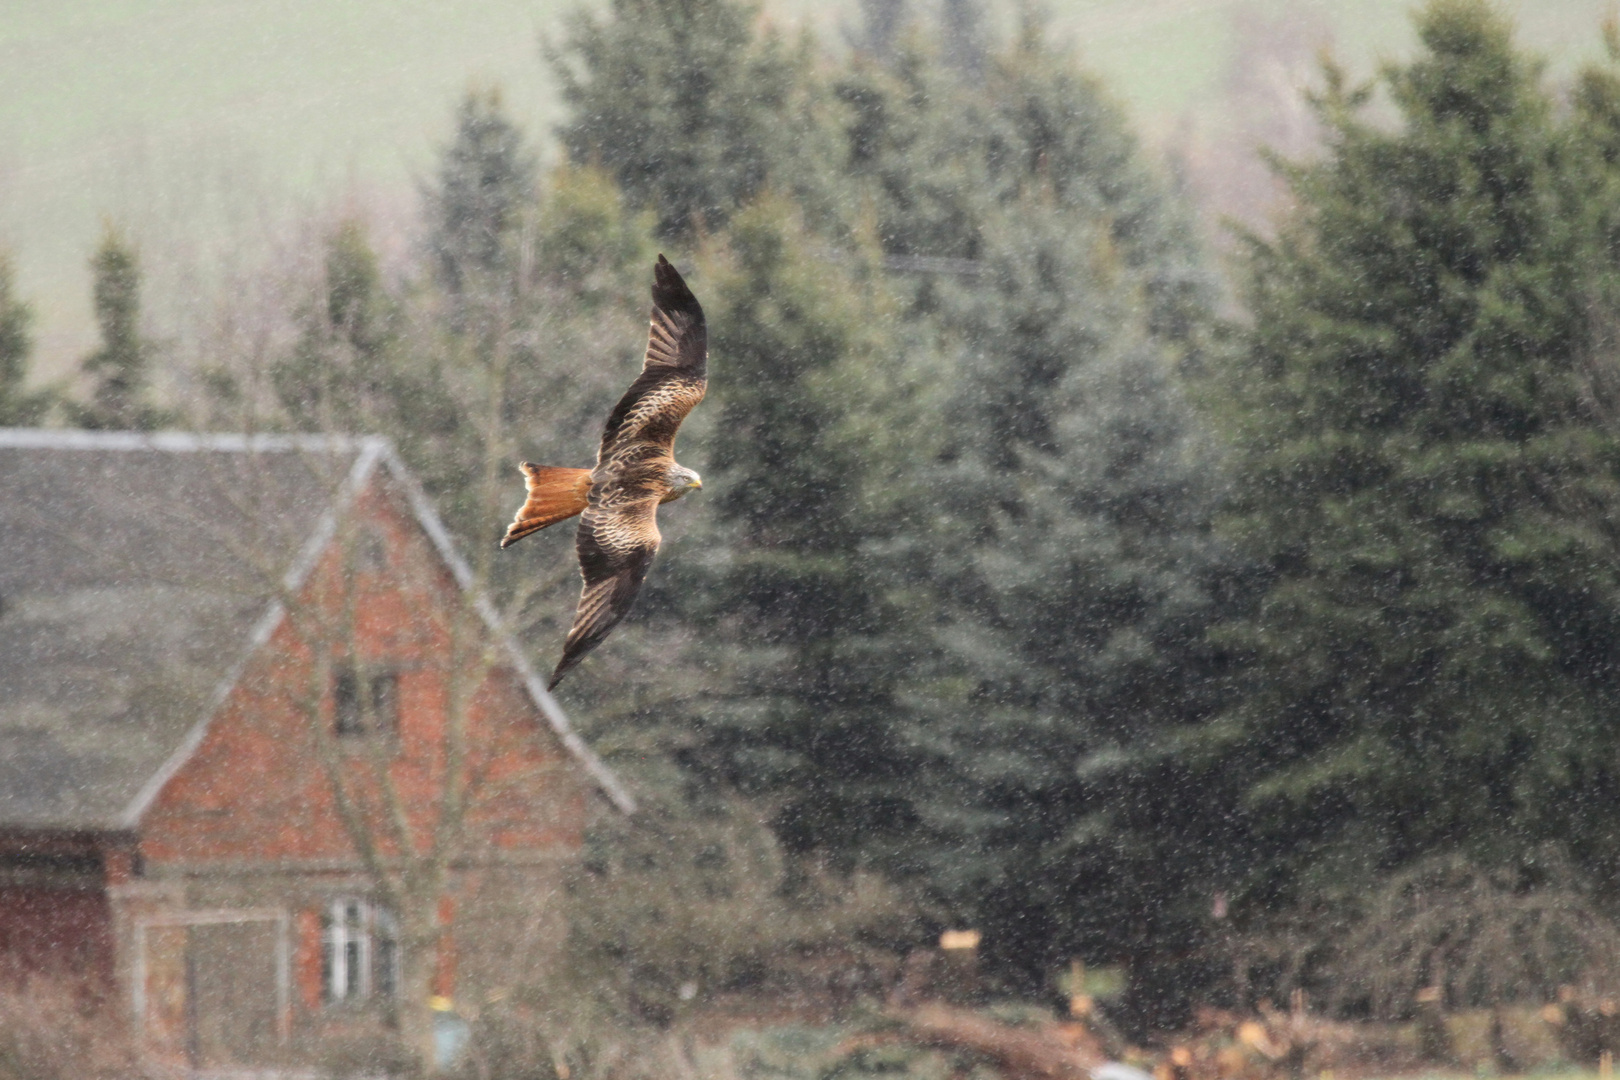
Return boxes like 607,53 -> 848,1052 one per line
135,909 -> 290,1070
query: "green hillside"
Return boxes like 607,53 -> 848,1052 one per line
0,0 -> 1611,374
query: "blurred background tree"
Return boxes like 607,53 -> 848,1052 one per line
71,226 -> 172,431
539,8 -> 1236,1016
0,253 -> 52,426
270,219 -> 405,435
1197,0 -> 1620,1010
548,0 -> 839,241
425,89 -> 540,299
656,197 -> 915,860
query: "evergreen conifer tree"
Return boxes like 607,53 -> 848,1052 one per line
548,0 -> 836,241
827,28 -> 1228,989
850,0 -> 909,62
425,90 -> 539,297
0,253 -> 50,426
646,198 -> 916,855
406,137 -> 655,641
272,220 -> 402,433
541,0 -> 1231,1002
898,187 -> 1232,990
834,24 -> 1211,343
74,226 -> 170,431
940,0 -> 986,77
403,91 -> 548,543
1208,0 -> 1620,898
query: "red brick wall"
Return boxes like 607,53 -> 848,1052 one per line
138,475 -> 588,868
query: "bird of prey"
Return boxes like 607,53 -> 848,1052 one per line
501,255 -> 707,689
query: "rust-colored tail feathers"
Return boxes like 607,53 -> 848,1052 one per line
500,464 -> 592,548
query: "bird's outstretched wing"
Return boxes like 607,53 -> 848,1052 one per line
548,496 -> 661,689
596,254 -> 707,469
548,255 -> 707,688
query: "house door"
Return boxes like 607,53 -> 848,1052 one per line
186,920 -> 279,1068
136,909 -> 289,1070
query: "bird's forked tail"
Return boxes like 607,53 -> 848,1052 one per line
500,463 -> 592,548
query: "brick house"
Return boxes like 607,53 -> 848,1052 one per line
0,429 -> 633,1072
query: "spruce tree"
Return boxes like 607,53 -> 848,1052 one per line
940,0 -> 986,78
425,89 -> 539,297
850,0 -> 910,62
272,220 -> 402,433
646,197 -> 916,856
834,23 -> 1211,343
403,91 -> 547,543
406,134 -> 655,645
897,187 -> 1232,991
830,27 -> 1227,990
548,0 -> 836,241
74,226 -> 169,431
541,0 -> 1232,999
0,253 -> 50,426
1208,0 -> 1620,899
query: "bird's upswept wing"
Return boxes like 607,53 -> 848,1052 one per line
595,254 -> 708,470
548,255 -> 707,688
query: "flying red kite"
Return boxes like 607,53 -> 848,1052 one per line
501,255 -> 707,689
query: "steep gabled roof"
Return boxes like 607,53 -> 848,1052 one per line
0,429 -> 634,831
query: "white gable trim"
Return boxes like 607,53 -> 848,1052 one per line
0,427 -> 635,826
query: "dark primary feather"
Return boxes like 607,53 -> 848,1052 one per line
597,254 -> 707,465
548,255 -> 708,688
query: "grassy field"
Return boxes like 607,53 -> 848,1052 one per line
0,0 -> 1612,374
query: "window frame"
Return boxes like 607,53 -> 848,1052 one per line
320,898 -> 399,1006
332,665 -> 400,738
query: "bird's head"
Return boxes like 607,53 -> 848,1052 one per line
663,464 -> 703,502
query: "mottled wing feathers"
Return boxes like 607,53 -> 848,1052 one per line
547,498 -> 662,689
597,254 -> 707,465
500,464 -> 592,548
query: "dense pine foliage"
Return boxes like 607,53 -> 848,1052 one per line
544,0 -> 1620,1019
0,254 -> 48,426
72,227 -> 171,431
1208,0 -> 1620,915
548,0 -> 835,241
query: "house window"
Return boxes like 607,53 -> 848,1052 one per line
333,667 -> 399,736
321,898 -> 398,1004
